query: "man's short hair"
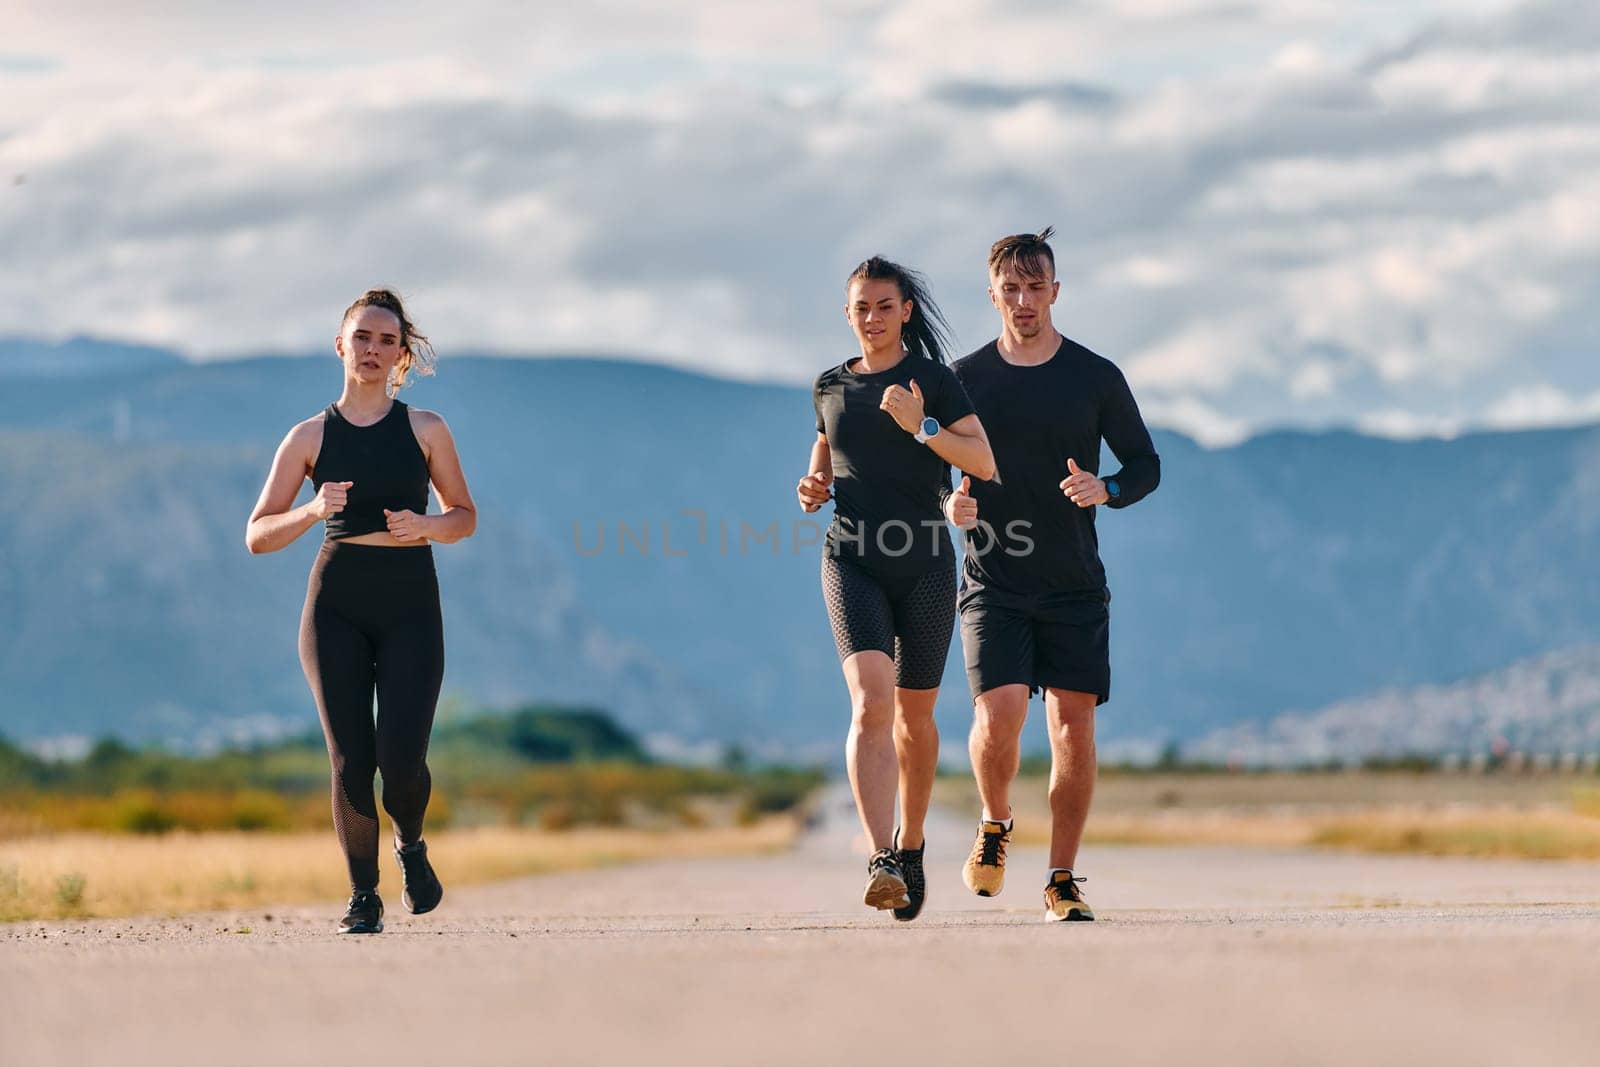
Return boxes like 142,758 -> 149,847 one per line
988,226 -> 1056,280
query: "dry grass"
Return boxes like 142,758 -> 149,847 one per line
935,772 -> 1600,859
1082,812 -> 1318,848
1081,771 -> 1593,812
1571,787 -> 1600,819
0,818 -> 798,922
1310,810 -> 1600,860
1078,808 -> 1600,858
0,789 -> 330,837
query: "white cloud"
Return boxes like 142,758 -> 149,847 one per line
1126,319 -> 1273,393
1354,409 -> 1468,440
0,0 -> 1597,444
1095,254 -> 1193,288
1135,395 -> 1254,447
1484,385 -> 1600,429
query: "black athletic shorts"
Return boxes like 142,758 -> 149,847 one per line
821,555 -> 957,691
958,581 -> 1110,704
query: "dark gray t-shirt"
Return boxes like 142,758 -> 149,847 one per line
812,353 -> 976,578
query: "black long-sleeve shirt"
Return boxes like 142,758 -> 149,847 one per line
941,337 -> 1160,596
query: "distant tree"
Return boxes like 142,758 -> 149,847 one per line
0,734 -> 47,787
434,704 -> 649,764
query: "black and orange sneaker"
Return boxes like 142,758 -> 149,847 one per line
962,819 -> 1011,897
1044,870 -> 1094,922
892,828 -> 926,922
337,889 -> 384,934
394,839 -> 444,915
864,847 -> 910,911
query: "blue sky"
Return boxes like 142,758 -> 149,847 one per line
1,0 -> 1595,443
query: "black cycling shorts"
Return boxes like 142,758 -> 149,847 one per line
821,555 -> 957,691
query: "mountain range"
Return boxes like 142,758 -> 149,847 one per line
3,336 -> 1597,758
1187,644 -> 1600,765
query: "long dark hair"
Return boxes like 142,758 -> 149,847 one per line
846,256 -> 955,365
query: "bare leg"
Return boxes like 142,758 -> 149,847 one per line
968,684 -> 1030,822
1043,688 -> 1098,870
892,687 -> 940,849
842,651 -> 899,851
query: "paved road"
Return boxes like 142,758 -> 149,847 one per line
5,792 -> 1600,1066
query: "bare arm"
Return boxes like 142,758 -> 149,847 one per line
880,380 -> 997,482
388,411 -> 477,544
245,421 -> 334,554
796,433 -> 833,512
925,412 -> 996,483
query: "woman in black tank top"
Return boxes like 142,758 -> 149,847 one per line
245,289 -> 478,934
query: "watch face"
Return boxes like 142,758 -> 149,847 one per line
1106,479 -> 1120,498
921,417 -> 939,435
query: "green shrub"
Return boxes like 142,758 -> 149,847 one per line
54,872 -> 86,912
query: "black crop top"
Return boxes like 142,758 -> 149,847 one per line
310,400 -> 430,540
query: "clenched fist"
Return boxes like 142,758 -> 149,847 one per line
879,378 -> 926,435
309,480 -> 353,519
797,469 -> 834,513
383,508 -> 430,542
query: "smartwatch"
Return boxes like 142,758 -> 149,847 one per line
913,417 -> 940,444
1104,477 -> 1121,502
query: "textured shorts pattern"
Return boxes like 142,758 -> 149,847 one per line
821,555 -> 957,690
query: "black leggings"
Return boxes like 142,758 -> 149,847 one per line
299,542 -> 444,891
821,555 -> 957,690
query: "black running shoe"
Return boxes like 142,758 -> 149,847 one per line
394,839 -> 444,915
863,847 -> 910,911
338,889 -> 384,934
892,828 -> 927,923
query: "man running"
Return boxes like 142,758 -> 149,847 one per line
940,227 -> 1160,921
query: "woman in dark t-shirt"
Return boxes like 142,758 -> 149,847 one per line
798,257 -> 996,920
245,289 -> 478,935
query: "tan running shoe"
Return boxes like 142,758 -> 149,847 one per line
962,819 -> 1011,897
1044,870 -> 1095,922
863,847 -> 910,910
